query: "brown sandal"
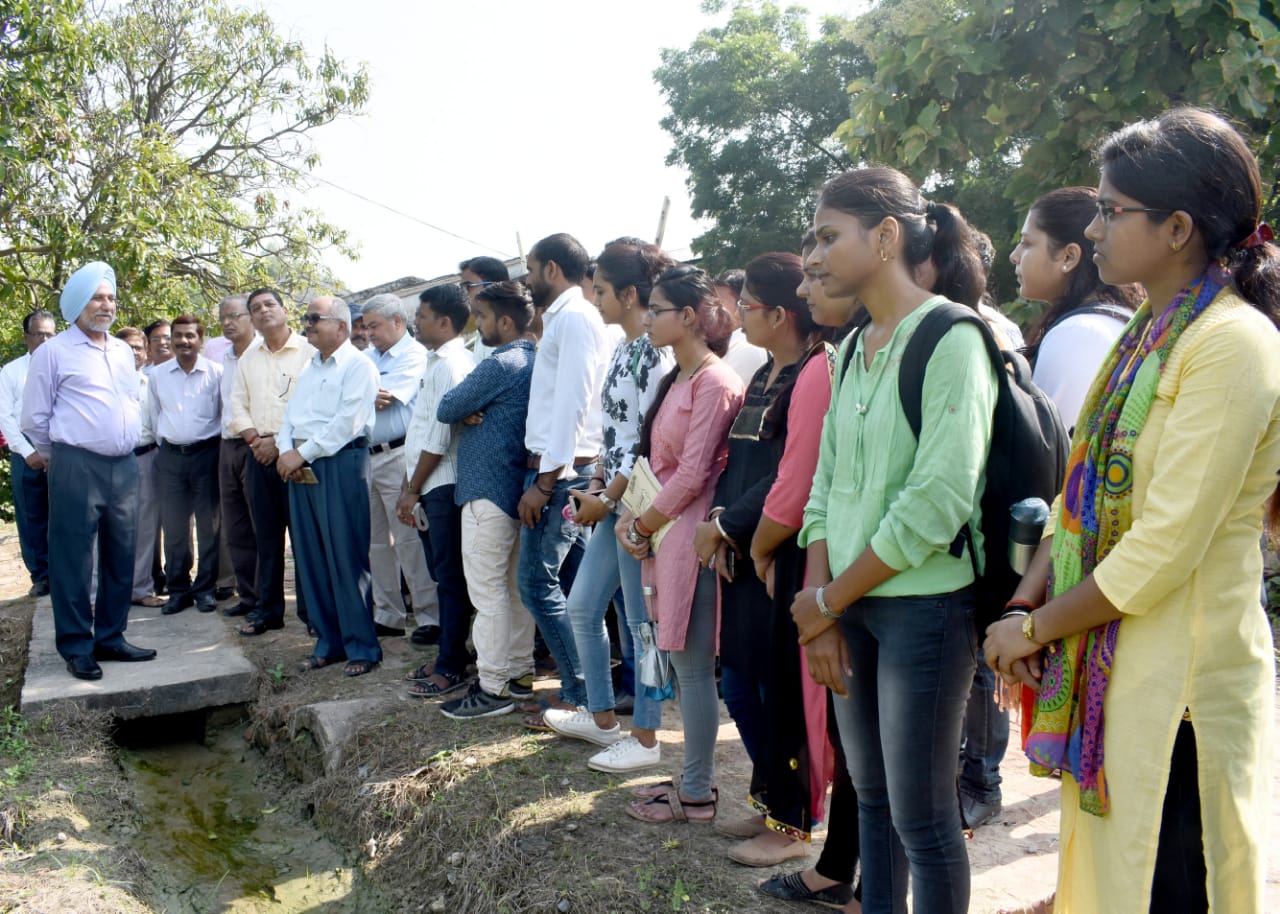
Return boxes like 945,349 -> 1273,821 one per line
626,790 -> 717,824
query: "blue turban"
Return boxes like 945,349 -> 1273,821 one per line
60,261 -> 116,324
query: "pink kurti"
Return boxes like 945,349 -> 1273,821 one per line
647,359 -> 744,651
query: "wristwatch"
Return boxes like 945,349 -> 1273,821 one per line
598,493 -> 617,512
1021,610 -> 1041,645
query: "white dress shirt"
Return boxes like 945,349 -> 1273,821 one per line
524,286 -> 610,476
405,336 -> 475,495
365,332 -> 427,445
137,372 -> 155,448
0,353 -> 34,458
278,340 -> 379,464
220,338 -> 258,439
148,356 -> 223,445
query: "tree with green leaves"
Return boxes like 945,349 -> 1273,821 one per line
0,0 -> 368,332
654,1 -> 868,273
842,0 -> 1280,222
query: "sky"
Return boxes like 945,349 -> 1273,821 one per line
251,0 -> 866,293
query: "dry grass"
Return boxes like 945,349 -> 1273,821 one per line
0,701 -> 155,914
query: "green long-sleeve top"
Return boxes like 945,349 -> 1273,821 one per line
800,296 -> 997,596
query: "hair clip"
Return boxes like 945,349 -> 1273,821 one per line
1237,222 -> 1274,250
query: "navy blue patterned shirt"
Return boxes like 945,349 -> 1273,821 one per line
436,339 -> 536,518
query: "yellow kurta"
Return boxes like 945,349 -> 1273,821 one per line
1054,291 -> 1280,914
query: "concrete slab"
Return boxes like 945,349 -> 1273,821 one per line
289,697 -> 389,774
20,598 -> 256,720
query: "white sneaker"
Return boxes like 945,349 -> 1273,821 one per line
544,708 -> 621,747
587,735 -> 661,773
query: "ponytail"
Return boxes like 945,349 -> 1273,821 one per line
1228,240 -> 1280,328
636,366 -> 679,460
817,167 -> 984,310
925,201 -> 986,310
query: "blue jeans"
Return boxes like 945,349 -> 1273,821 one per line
565,512 -> 661,730
11,454 -> 49,585
517,463 -> 594,707
960,646 -> 1009,805
830,590 -> 977,914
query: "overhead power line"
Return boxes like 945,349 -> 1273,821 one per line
282,163 -> 515,259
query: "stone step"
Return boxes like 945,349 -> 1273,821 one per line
20,598 -> 255,720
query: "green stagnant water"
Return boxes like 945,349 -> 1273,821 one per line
118,715 -> 372,913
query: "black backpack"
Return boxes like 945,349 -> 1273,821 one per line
843,302 -> 1069,630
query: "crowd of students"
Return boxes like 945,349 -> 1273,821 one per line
5,105 -> 1277,914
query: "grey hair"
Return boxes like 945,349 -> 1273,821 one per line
330,296 -> 353,333
23,309 -> 57,332
218,294 -> 247,312
361,292 -> 409,324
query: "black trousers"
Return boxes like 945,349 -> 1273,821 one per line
816,691 -> 862,898
246,455 -> 307,625
218,438 -> 258,609
157,440 -> 221,599
1150,720 -> 1208,913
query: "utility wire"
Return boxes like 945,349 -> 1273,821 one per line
282,163 -> 516,259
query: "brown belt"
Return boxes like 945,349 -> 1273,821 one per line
525,453 -> 599,470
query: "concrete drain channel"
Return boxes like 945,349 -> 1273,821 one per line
113,707 -> 376,913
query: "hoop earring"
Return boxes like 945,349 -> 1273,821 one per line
879,248 -> 889,263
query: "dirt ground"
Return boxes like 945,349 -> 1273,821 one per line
0,526 -> 1277,913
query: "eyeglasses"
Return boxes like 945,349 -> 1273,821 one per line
301,313 -> 342,326
1095,202 -> 1174,223
460,280 -> 496,291
647,306 -> 682,316
737,298 -> 772,313
220,311 -> 250,322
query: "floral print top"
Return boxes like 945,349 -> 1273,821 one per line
600,335 -> 674,481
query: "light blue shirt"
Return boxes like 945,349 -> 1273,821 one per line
278,340 -> 379,463
22,324 -> 141,457
365,331 -> 426,444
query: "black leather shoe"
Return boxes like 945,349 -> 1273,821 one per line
195,594 -> 218,613
28,580 -> 50,598
162,593 -> 195,615
214,586 -> 235,601
410,624 -> 441,645
66,655 -> 103,680
374,622 -> 406,638
222,602 -> 253,617
94,640 -> 157,662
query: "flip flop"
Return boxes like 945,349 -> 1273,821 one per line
131,595 -> 166,608
626,790 -> 717,824
344,660 -> 378,677
523,709 -> 555,732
